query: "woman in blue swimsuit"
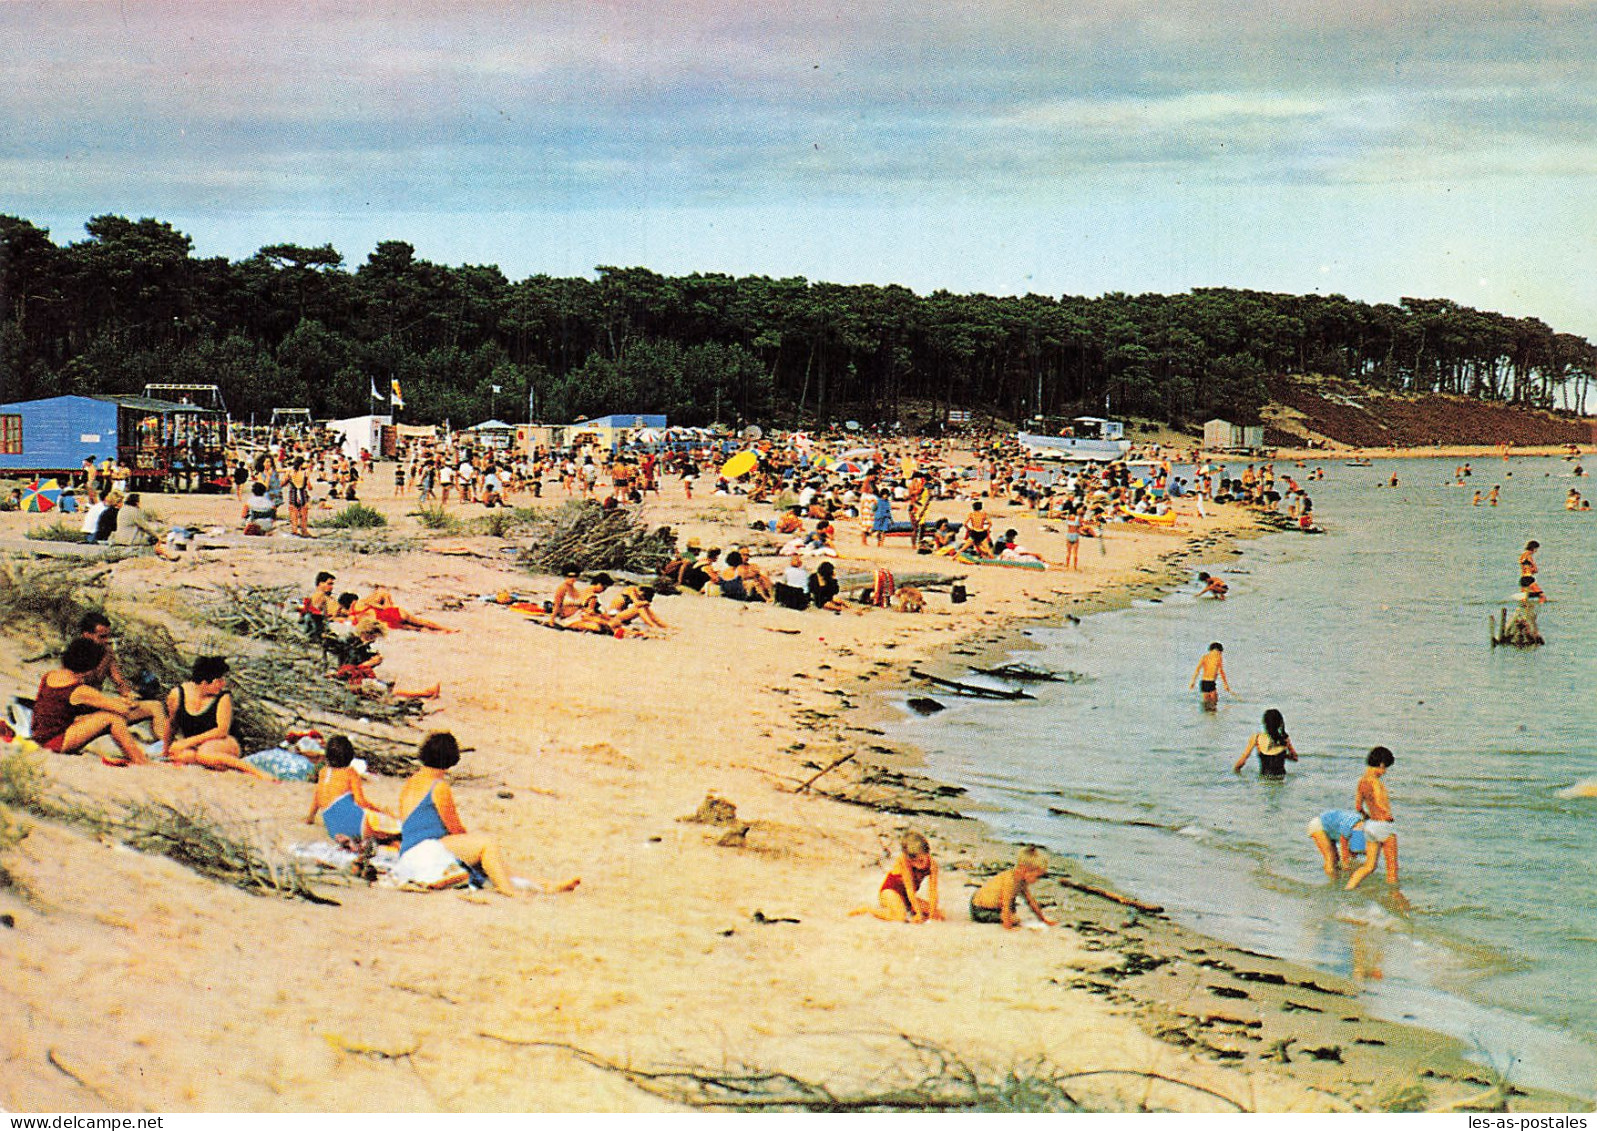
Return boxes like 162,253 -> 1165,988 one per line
396,732 -> 579,896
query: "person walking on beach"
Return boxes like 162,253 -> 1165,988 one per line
1346,746 -> 1398,891
1189,642 -> 1231,710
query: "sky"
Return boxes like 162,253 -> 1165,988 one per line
5,0 -> 1597,337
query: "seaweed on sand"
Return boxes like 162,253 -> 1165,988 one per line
478,1034 -> 1251,1113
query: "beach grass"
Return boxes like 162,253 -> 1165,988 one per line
0,745 -> 327,902
22,519 -> 85,543
317,502 -> 387,529
411,503 -> 460,532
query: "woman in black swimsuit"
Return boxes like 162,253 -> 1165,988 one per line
163,656 -> 273,779
286,458 -> 314,538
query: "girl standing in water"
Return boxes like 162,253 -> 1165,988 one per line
1233,708 -> 1299,777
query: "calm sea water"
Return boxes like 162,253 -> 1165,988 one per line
897,456 -> 1597,1098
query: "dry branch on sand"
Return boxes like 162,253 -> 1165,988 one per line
478,1033 -> 1253,1113
0,560 -> 110,641
0,746 -> 330,902
519,501 -> 676,575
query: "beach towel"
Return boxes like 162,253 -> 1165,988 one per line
870,568 -> 896,608
955,552 -> 1048,571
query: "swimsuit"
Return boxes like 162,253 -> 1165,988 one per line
400,783 -> 488,886
969,897 -> 1004,924
321,791 -> 367,841
1254,733 -> 1290,777
371,606 -> 404,629
1309,810 -> 1367,855
31,675 -> 87,752
1199,680 -> 1217,693
173,688 -> 225,738
880,857 -> 931,905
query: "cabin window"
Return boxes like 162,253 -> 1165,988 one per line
0,414 -> 20,455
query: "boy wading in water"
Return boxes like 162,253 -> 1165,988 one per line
1189,642 -> 1232,710
1346,746 -> 1398,891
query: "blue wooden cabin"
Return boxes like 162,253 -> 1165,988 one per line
0,394 -> 228,491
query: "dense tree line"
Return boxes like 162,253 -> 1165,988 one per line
3,213 -> 1595,428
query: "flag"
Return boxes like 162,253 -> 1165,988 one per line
390,379 -> 404,409
491,384 -> 502,394
369,377 -> 380,402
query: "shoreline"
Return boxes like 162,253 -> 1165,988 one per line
0,478 -> 1588,1113
862,522 -> 1595,1108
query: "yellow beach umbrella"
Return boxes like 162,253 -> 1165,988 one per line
720,450 -> 759,478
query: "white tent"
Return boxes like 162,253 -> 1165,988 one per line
327,414 -> 391,460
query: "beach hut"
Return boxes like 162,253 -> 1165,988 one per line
1204,419 -> 1265,452
465,419 -> 517,451
327,414 -> 394,460
575,413 -> 668,451
0,394 -> 227,491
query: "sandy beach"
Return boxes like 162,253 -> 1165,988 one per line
0,469 -> 1583,1114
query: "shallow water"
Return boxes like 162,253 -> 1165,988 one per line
898,456 -> 1597,1098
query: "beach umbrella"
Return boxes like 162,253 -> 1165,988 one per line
720,450 -> 759,478
833,460 -> 868,476
21,479 -> 63,513
837,447 -> 875,461
634,428 -> 664,443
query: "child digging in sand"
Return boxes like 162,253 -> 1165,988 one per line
970,846 -> 1056,929
853,830 -> 943,923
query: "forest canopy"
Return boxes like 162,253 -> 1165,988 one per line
3,214 -> 1594,428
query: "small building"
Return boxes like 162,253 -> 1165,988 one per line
1071,416 -> 1125,441
327,414 -> 394,461
1204,419 -> 1264,452
0,394 -> 227,490
572,413 -> 668,451
464,418 -> 517,451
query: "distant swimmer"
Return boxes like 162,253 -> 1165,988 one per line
1233,708 -> 1299,777
1189,642 -> 1232,710
1346,746 -> 1398,891
1196,571 -> 1228,599
1472,490 -> 1482,506
1307,809 -> 1367,877
1488,485 -> 1501,507
1519,540 -> 1539,577
1387,472 -> 1399,488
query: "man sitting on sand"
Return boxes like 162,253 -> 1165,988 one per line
1196,572 -> 1229,599
78,612 -> 169,741
970,845 -> 1056,929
